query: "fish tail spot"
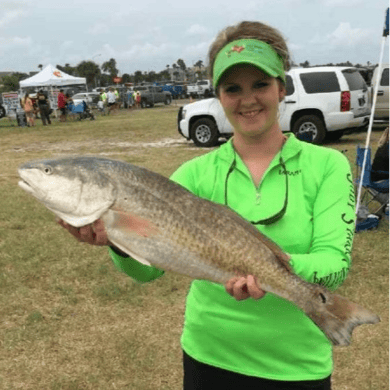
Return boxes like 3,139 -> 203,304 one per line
308,293 -> 380,346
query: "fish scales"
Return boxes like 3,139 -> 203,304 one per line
111,167 -> 280,282
18,156 -> 380,346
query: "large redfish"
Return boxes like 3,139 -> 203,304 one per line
18,156 -> 380,346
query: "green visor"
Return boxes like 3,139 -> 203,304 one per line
213,39 -> 286,88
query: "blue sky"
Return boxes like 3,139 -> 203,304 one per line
1,0 -> 388,75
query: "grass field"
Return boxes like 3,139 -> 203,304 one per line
0,104 -> 388,390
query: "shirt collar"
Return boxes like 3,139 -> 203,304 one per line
218,132 -> 303,169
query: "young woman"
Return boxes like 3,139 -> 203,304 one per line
22,93 -> 35,127
59,21 -> 355,390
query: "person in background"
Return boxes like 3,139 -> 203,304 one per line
114,88 -> 120,111
57,89 -> 67,122
127,89 -> 134,109
371,126 -> 389,217
98,90 -> 105,114
135,91 -> 141,109
101,89 -> 108,115
371,127 -> 389,182
106,87 -> 116,115
21,93 -> 35,127
65,93 -> 73,106
36,89 -> 51,126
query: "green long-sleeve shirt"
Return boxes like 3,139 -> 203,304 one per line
108,133 -> 355,380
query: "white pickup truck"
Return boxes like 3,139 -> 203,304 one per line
186,80 -> 214,98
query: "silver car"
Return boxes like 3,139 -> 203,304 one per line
71,92 -> 100,108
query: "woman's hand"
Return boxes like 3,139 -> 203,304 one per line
225,275 -> 266,301
57,218 -> 111,246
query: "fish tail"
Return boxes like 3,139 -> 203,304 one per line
308,293 -> 380,346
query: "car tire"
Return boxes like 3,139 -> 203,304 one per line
141,100 -> 147,109
0,105 -> 6,119
165,96 -> 172,105
190,118 -> 219,147
292,115 -> 326,144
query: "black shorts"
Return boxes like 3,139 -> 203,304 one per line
60,107 -> 66,115
183,350 -> 332,390
108,102 -> 116,107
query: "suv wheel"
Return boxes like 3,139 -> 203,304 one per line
164,96 -> 172,105
292,115 -> 326,144
141,100 -> 147,109
191,118 -> 219,147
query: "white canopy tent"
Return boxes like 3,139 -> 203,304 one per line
19,64 -> 87,112
20,64 -> 86,89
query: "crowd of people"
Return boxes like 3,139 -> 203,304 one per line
20,88 -> 99,125
97,87 -> 142,115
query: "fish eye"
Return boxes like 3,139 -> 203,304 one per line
318,292 -> 327,304
43,166 -> 53,175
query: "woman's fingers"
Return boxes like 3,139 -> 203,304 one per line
225,275 -> 266,301
56,218 -> 109,246
246,275 -> 266,300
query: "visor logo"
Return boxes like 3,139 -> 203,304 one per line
226,45 -> 245,57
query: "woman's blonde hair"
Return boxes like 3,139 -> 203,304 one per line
207,21 -> 291,82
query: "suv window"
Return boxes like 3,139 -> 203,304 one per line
299,72 -> 340,94
380,68 -> 389,86
285,75 -> 294,96
342,69 -> 367,91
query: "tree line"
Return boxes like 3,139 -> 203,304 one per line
0,58 -> 375,93
0,58 -> 207,93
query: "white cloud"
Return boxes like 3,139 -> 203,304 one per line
186,24 -> 208,36
102,42 -> 179,60
0,9 -> 25,28
321,0 -> 363,6
88,22 -> 106,35
310,22 -> 372,47
0,36 -> 32,49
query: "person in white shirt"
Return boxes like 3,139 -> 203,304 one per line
107,88 -> 116,115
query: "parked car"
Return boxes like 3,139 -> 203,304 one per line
136,86 -> 172,108
160,83 -> 186,99
370,63 -> 389,121
187,80 -> 214,98
178,66 -> 370,146
71,92 -> 100,108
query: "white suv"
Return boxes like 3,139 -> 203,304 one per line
370,63 -> 389,121
178,66 -> 370,146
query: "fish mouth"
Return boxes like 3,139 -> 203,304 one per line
18,178 -> 34,193
18,170 -> 39,196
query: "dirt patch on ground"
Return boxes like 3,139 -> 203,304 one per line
11,137 -> 193,154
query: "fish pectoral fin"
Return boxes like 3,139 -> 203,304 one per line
109,240 -> 152,267
101,208 -> 158,266
106,208 -> 160,238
